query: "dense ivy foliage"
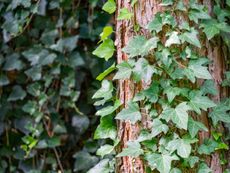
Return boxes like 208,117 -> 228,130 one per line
0,0 -> 114,172
92,0 -> 230,172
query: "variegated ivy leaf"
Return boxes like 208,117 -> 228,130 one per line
117,141 -> 143,157
145,153 -> 179,173
115,101 -> 141,124
92,80 -> 113,106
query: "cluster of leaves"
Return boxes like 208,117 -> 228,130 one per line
0,0 -> 114,172
91,0 -> 230,173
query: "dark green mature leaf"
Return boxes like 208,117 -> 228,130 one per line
145,153 -> 178,173
198,163 -> 212,173
201,80 -> 218,95
0,74 -> 9,86
209,99 -> 230,126
142,82 -> 160,103
25,66 -> 42,81
8,85 -> 27,101
115,101 -> 141,124
188,117 -> 208,138
222,71 -> 230,87
151,119 -> 169,137
102,0 -> 116,14
189,4 -> 210,23
189,92 -> 216,114
3,53 -> 24,71
117,8 -> 133,20
198,139 -> 218,155
113,61 -> 133,80
93,39 -> 115,61
164,87 -> 181,103
50,36 -> 78,52
117,141 -> 143,157
94,114 -> 117,140
180,28 -> 201,48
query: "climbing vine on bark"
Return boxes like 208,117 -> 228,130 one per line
91,0 -> 230,173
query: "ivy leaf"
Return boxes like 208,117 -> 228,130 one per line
25,66 -> 42,81
189,4 -> 211,23
222,71 -> 230,87
0,74 -> 9,86
102,0 -> 116,14
132,58 -> 156,83
100,26 -> 113,41
92,80 -> 113,106
185,156 -> 199,168
198,139 -> 218,155
115,101 -> 141,124
96,144 -> 114,157
180,28 -> 201,48
165,31 -> 181,47
166,138 -> 192,158
164,87 -> 181,103
87,159 -> 111,173
172,102 -> 190,130
170,168 -> 182,173
117,8 -> 133,20
94,114 -> 117,140
96,63 -> 116,81
93,39 -> 115,61
142,82 -> 159,103
147,13 -> 163,33
209,99 -> 230,126
8,85 -> 27,101
176,0 -> 186,11
188,58 -> 212,80
113,61 -> 132,80
96,100 -> 121,117
198,163 -> 213,173
151,119 -> 169,137
131,0 -> 138,6
145,153 -> 178,173
155,48 -> 172,67
117,141 -> 143,157
201,80 -> 218,95
188,92 -> 216,114
3,53 -> 24,71
188,117 -> 208,138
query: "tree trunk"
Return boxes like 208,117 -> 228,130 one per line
115,1 -> 228,172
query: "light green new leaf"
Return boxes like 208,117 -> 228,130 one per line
151,119 -> 169,137
94,115 -> 117,140
145,153 -> 178,173
113,61 -> 133,80
117,8 -> 133,20
180,28 -> 201,48
209,99 -> 230,126
188,117 -> 208,138
131,0 -> 138,6
96,144 -> 114,157
93,39 -> 115,61
100,26 -> 113,41
117,141 -> 143,157
189,92 -> 216,114
115,101 -> 141,124
96,63 -> 116,81
102,0 -> 116,14
198,163 -> 213,173
165,31 -> 181,47
8,85 -> 27,101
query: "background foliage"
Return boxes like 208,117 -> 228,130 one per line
0,0 -> 114,172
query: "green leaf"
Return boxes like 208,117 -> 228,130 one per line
131,0 -> 138,6
164,87 -> 181,103
180,28 -> 201,48
142,82 -> 159,103
132,58 -> 156,82
155,48 -> 172,67
147,13 -> 163,33
0,74 -> 9,86
96,99 -> 121,117
201,20 -> 220,40
222,71 -> 230,87
117,8 -> 133,20
117,141 -> 143,157
176,0 -> 186,11
22,101 -> 37,115
201,80 -> 218,95
102,0 -> 116,14
198,163 -> 213,173
96,144 -> 114,157
94,114 -> 117,140
188,58 -> 212,80
8,85 -> 27,101
189,92 -> 216,114
113,61 -> 132,80
165,31 -> 181,47
189,4 -> 210,23
160,0 -> 174,6
25,66 -> 42,81
145,153 -> 178,173
166,138 -> 192,158
198,139 -> 218,155
186,156 -> 199,168
87,159 -> 111,173
188,117 -> 208,138
100,26 -> 113,41
170,168 -> 182,173
209,99 -> 230,126
96,63 -> 116,81
87,159 -> 112,173
151,119 -> 169,137
115,101 -> 141,124
3,53 -> 24,71
93,80 -> 113,106
93,39 -> 115,61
